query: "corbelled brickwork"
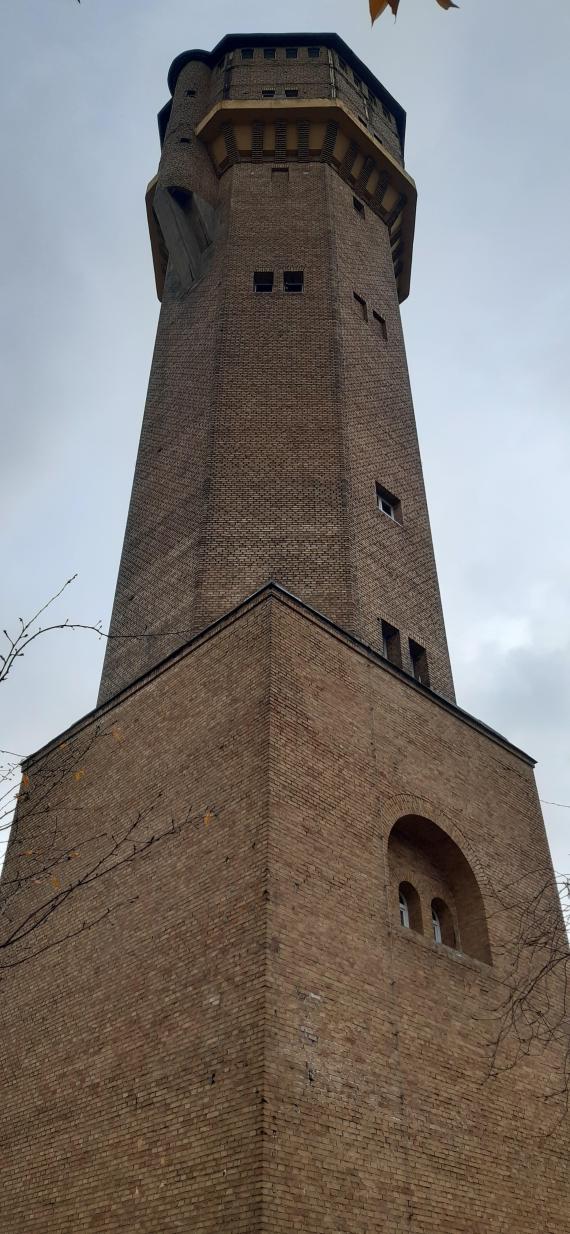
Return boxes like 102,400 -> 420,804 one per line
1,589 -> 568,1231
99,34 -> 453,705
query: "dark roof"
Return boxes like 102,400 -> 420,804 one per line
166,32 -> 407,151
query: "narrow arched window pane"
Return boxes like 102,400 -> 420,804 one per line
399,891 -> 410,929
432,906 -> 442,944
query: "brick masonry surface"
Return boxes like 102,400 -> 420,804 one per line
98,36 -> 454,706
1,590 -> 568,1233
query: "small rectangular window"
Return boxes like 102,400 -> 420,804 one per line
285,89 -> 299,98
338,56 -> 347,71
353,197 -> 365,217
353,292 -> 368,321
353,72 -> 362,89
241,48 -> 254,60
264,47 -> 276,60
185,89 -> 196,97
254,271 -> 274,294
272,167 -> 289,182
308,46 -> 321,59
409,639 -> 430,687
373,310 -> 388,341
380,621 -> 402,668
376,482 -> 402,524
286,47 -> 298,59
284,271 -> 304,293
262,89 -> 276,98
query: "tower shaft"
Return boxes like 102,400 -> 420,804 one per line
99,35 -> 453,704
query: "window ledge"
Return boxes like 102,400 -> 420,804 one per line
394,921 -> 493,976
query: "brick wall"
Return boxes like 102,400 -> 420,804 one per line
98,38 -> 452,704
2,590 -> 567,1232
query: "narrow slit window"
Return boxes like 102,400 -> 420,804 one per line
286,47 -> 298,59
432,906 -> 442,945
375,482 -> 402,524
254,271 -> 274,294
409,639 -> 430,687
338,56 -> 347,72
241,48 -> 254,60
373,311 -> 388,341
284,271 -> 304,293
353,196 -> 365,217
353,292 -> 368,321
399,890 -> 410,929
285,89 -> 299,98
185,89 -> 196,97
380,620 -> 402,668
353,72 -> 362,89
262,89 -> 276,98
264,47 -> 276,60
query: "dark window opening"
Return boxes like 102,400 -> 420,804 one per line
241,48 -> 254,60
353,72 -> 362,89
399,882 -> 423,934
373,310 -> 388,341
254,271 -> 274,294
380,620 -> 402,668
376,482 -> 402,524
286,47 -> 298,59
432,898 -> 456,949
382,103 -> 392,121
285,89 -> 299,98
264,47 -> 276,60
271,167 -> 289,182
373,131 -> 383,145
353,196 -> 365,217
409,639 -> 430,687
308,46 -> 321,58
185,89 -> 196,97
353,292 -> 368,321
179,137 -> 192,145
284,270 -> 304,293
217,58 -> 225,72
262,90 -> 276,98
338,56 -> 347,71
357,115 -> 367,127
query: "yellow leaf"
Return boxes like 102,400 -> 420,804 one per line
51,876 -> 61,890
21,773 -> 30,788
203,809 -> 216,827
112,725 -> 124,743
73,769 -> 86,782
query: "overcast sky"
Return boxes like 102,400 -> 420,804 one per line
1,0 -> 569,875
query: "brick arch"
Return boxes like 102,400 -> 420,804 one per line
383,795 -> 492,965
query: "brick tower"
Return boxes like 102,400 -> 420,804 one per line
2,34 -> 568,1234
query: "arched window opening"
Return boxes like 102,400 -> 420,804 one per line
399,889 -> 410,928
388,815 -> 492,965
431,898 -> 456,949
398,881 -> 423,934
